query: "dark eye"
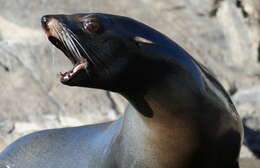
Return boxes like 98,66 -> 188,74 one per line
83,20 -> 100,33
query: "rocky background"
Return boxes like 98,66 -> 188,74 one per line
0,0 -> 259,166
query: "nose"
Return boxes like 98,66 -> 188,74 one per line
41,15 -> 51,29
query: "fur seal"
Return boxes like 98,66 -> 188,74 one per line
0,13 -> 243,168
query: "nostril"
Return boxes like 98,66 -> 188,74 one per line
41,16 -> 50,28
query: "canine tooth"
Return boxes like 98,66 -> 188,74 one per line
63,75 -> 69,80
73,67 -> 78,73
73,64 -> 85,73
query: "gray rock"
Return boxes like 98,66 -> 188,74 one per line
233,87 -> 260,157
240,145 -> 255,158
0,0 -> 259,162
240,158 -> 260,168
233,87 -> 260,120
0,121 -> 14,136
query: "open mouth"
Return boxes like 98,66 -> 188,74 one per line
48,36 -> 88,83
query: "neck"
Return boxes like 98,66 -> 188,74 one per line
120,43 -> 203,118
115,59 -> 202,166
122,73 -> 201,123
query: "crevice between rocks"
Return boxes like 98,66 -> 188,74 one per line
257,42 -> 260,63
229,85 -> 238,96
236,0 -> 249,18
209,0 -> 249,18
0,61 -> 9,72
209,0 -> 225,17
243,120 -> 260,158
106,91 -> 121,116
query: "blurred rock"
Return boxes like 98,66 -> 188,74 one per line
233,87 -> 260,123
240,158 -> 260,168
240,145 -> 255,158
232,87 -> 260,157
243,125 -> 260,158
0,120 -> 14,136
0,0 -> 259,163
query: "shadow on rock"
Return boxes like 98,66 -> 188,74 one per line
243,122 -> 260,158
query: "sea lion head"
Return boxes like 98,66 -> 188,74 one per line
41,13 -> 158,92
41,13 -> 183,93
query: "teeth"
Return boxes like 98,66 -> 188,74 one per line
63,75 -> 69,80
73,66 -> 79,73
59,72 -> 65,76
59,62 -> 87,81
73,63 -> 87,73
59,71 -> 70,80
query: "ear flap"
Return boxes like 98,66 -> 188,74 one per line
133,36 -> 154,45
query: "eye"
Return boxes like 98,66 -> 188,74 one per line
83,20 -> 101,33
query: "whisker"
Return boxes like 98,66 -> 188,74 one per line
63,32 -> 81,60
62,25 -> 93,79
49,26 -> 62,68
54,26 -> 69,52
71,34 -> 95,64
60,27 -> 81,60
67,27 -> 112,78
68,36 -> 83,60
59,28 -> 79,59
55,26 -> 78,65
65,28 -> 96,65
60,23 -> 111,80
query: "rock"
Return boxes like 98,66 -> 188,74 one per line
0,138 -> 6,152
0,0 -> 259,162
233,87 -> 260,158
240,145 -> 255,158
243,125 -> 260,157
0,121 -> 14,136
233,87 -> 260,120
240,158 -> 260,168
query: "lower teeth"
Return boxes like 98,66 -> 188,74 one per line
60,62 -> 87,80
63,75 -> 69,80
